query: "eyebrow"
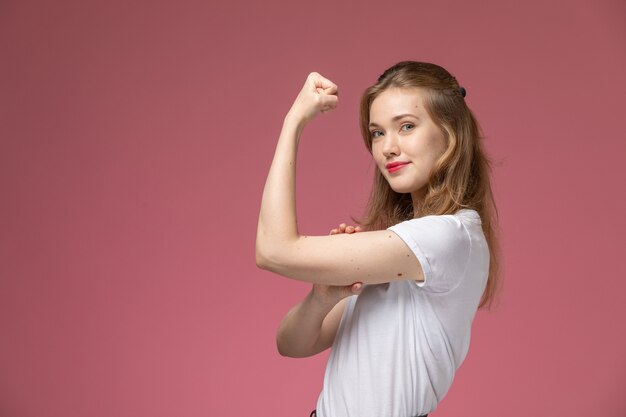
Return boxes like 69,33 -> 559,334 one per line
369,113 -> 419,128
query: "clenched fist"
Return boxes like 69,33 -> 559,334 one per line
286,72 -> 338,125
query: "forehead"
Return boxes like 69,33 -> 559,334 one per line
370,87 -> 428,121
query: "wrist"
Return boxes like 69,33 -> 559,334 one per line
308,287 -> 339,312
283,111 -> 308,133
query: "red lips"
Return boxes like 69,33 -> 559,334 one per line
385,161 -> 410,173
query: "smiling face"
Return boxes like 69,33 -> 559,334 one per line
369,87 -> 447,203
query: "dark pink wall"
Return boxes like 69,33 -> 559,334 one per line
1,0 -> 625,416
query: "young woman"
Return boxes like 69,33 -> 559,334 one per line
256,61 -> 500,417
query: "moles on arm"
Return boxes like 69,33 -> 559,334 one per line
255,72 -> 424,287
257,229 -> 423,285
273,222 -> 412,358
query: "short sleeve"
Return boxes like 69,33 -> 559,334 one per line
387,215 -> 472,293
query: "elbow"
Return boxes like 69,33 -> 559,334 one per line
276,341 -> 291,357
255,224 -> 302,271
275,333 -> 303,358
276,344 -> 312,359
255,248 -> 269,270
256,236 -> 294,272
275,331 -> 289,357
255,234 -> 269,270
255,242 -> 275,271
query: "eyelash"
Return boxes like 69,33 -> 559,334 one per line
370,123 -> 415,139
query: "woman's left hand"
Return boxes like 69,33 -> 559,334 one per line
308,223 -> 364,308
286,72 -> 339,126
329,223 -> 363,236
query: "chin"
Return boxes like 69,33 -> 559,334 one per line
388,185 -> 418,196
389,185 -> 411,194
386,179 -> 425,195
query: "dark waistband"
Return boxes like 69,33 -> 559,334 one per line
310,411 -> 427,417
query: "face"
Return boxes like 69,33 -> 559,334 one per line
369,87 -> 447,202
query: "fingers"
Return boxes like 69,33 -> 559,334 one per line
310,72 -> 338,95
310,73 -> 338,114
289,72 -> 338,123
319,93 -> 338,114
312,282 -> 364,308
330,223 -> 363,235
350,282 -> 363,294
336,282 -> 362,299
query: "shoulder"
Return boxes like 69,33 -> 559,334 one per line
387,209 -> 482,292
388,209 -> 480,245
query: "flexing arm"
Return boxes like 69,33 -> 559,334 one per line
256,73 -> 424,285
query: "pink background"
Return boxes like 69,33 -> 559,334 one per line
1,0 -> 625,416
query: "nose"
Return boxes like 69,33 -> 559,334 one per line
381,132 -> 400,158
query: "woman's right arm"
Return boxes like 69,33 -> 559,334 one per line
256,73 -> 424,287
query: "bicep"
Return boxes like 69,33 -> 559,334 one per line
262,230 -> 424,286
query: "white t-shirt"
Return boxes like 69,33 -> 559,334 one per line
315,209 -> 489,417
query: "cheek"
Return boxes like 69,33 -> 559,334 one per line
374,159 -> 387,175
436,130 -> 449,155
371,144 -> 384,165
428,132 -> 448,162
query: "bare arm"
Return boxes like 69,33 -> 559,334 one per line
256,73 -> 424,285
276,224 -> 363,358
277,293 -> 350,358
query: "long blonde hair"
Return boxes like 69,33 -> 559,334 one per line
358,61 -> 501,310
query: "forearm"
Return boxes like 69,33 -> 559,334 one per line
276,290 -> 334,358
256,73 -> 338,270
256,115 -> 304,266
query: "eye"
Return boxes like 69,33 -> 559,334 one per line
370,130 -> 383,139
400,123 -> 415,132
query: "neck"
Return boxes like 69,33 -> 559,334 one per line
410,188 -> 427,218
